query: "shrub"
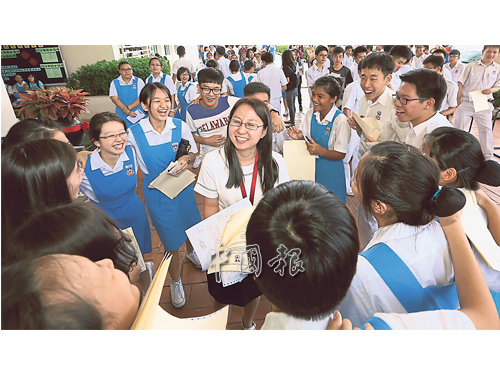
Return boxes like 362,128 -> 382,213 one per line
277,45 -> 288,54
65,57 -> 171,96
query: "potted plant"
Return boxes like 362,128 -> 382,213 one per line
17,87 -> 90,146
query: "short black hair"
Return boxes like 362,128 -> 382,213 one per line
243,60 -> 254,71
229,59 -> 240,73
216,45 -> 225,56
399,68 -> 447,111
261,51 -> 274,64
315,45 -> 328,56
206,60 -> 218,69
360,52 -> 394,77
423,55 -> 444,70
332,46 -> 345,56
389,45 -> 412,63
176,45 -> 185,56
243,82 -> 271,100
247,180 -> 359,320
353,46 -> 368,58
197,67 -> 224,86
449,49 -> 460,56
313,76 -> 342,101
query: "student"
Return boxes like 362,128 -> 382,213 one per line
349,46 -> 368,82
26,73 -> 44,91
254,51 -> 288,112
145,57 -> 177,108
282,49 -> 298,125
215,45 -> 231,79
171,45 -> 195,83
422,127 -> 500,292
394,68 -> 451,148
431,49 -> 453,81
224,60 -> 254,98
2,204 -> 141,330
128,82 -> 201,309
2,118 -> 70,148
346,52 -> 408,247
173,67 -> 197,122
109,61 -> 145,127
341,65 -> 364,195
342,45 -> 354,68
336,141 -> 466,327
455,45 -> 500,160
411,45 -> 429,69
423,55 -> 459,118
388,45 -> 413,92
248,180 -> 359,329
444,49 -> 465,83
194,97 -> 289,329
328,46 -> 353,93
305,45 -> 329,101
292,48 -> 305,112
10,74 -> 28,107
243,60 -> 256,79
79,112 -> 153,292
288,76 -> 351,204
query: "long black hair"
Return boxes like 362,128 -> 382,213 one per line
224,97 -> 278,194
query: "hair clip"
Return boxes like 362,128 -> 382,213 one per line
457,166 -> 470,174
431,187 -> 442,201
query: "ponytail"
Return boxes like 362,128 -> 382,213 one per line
425,186 -> 466,218
475,160 -> 500,187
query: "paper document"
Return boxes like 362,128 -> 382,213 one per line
127,109 -> 146,124
352,111 -> 381,141
131,252 -> 229,330
186,198 -> 252,271
469,90 -> 490,112
283,140 -> 316,181
460,189 -> 500,271
149,166 -> 196,199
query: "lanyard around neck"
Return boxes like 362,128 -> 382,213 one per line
240,151 -> 259,205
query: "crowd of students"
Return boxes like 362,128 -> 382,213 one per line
2,44 -> 500,331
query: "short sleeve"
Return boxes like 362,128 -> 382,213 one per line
109,80 -> 117,97
194,153 -> 219,199
331,114 -> 351,153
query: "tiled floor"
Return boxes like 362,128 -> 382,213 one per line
138,84 -> 500,330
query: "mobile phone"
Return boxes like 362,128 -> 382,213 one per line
305,135 -> 313,144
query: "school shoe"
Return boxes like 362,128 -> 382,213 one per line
283,110 -> 289,117
170,277 -> 185,308
241,316 -> 256,330
347,188 -> 354,196
192,155 -> 202,169
185,250 -> 202,269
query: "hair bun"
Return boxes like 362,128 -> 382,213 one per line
476,160 -> 500,187
428,186 -> 466,217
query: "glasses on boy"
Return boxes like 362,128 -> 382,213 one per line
200,87 -> 222,95
392,94 -> 428,105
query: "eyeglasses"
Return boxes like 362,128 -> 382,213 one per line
448,55 -> 459,58
100,131 -> 127,140
150,64 -> 162,67
317,53 -> 328,58
180,73 -> 190,76
200,86 -> 222,95
229,118 -> 264,131
120,68 -> 132,72
392,94 -> 428,105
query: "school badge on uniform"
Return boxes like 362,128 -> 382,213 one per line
376,111 -> 382,121
125,164 -> 134,176
132,83 -> 137,89
172,142 -> 179,153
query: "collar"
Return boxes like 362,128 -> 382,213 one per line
367,86 -> 394,107
117,75 -> 136,85
141,117 -> 176,135
313,104 -> 339,124
368,220 -> 438,246
90,147 -> 130,171
410,114 -> 437,138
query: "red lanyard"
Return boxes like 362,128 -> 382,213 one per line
240,151 -> 259,205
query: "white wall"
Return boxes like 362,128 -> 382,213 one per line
1,78 -> 18,137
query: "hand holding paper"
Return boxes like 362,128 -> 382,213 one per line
352,111 -> 381,141
469,90 -> 490,113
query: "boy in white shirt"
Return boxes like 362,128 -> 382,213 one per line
305,45 -> 329,103
444,49 -> 465,83
171,46 -> 195,83
423,55 -> 458,119
254,51 -> 287,112
431,48 -> 453,81
411,45 -> 428,69
349,46 -> 368,82
388,45 -> 413,92
342,45 -> 354,68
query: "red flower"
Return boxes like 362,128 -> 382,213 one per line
81,122 -> 90,131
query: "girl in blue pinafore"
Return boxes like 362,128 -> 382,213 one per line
226,60 -> 253,98
79,112 -> 153,294
109,61 -> 146,127
287,76 -> 351,204
173,67 -> 197,122
128,82 -> 202,309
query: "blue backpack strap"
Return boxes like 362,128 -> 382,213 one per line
361,316 -> 392,330
491,290 -> 500,316
360,243 -> 458,313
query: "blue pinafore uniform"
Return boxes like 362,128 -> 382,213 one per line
113,76 -> 142,127
130,119 -> 202,252
358,242 -> 500,329
84,146 -> 152,255
310,108 -> 347,204
175,82 -> 194,122
227,72 -> 252,98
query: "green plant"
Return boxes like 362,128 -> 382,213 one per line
65,57 -> 171,96
17,87 -> 90,121
493,90 -> 500,108
277,45 -> 288,54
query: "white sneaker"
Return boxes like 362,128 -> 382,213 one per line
242,316 -> 256,330
192,155 -> 202,169
145,261 -> 154,284
185,250 -> 202,268
347,188 -> 354,196
171,277 -> 185,308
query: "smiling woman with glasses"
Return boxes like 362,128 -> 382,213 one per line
109,60 -> 146,127
194,97 -> 290,330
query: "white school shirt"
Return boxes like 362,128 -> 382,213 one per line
194,148 -> 290,211
458,59 -> 500,101
127,117 -> 198,175
390,70 -> 402,91
255,64 -> 288,101
305,62 -> 329,88
411,54 -> 428,69
171,56 -> 195,75
217,56 -> 231,79
109,75 -> 145,98
444,62 -> 465,83
80,147 -> 138,202
399,65 -> 413,75
175,81 -> 198,104
261,312 -> 332,330
441,78 -> 459,112
350,62 -> 359,81
372,310 -> 475,330
357,87 -> 408,157
442,67 -> 453,82
342,79 -> 364,114
336,220 -> 455,328
300,105 -> 351,154
342,55 -> 354,69
145,72 -> 176,96
400,112 -> 451,148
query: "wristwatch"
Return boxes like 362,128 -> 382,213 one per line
269,108 -> 279,114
